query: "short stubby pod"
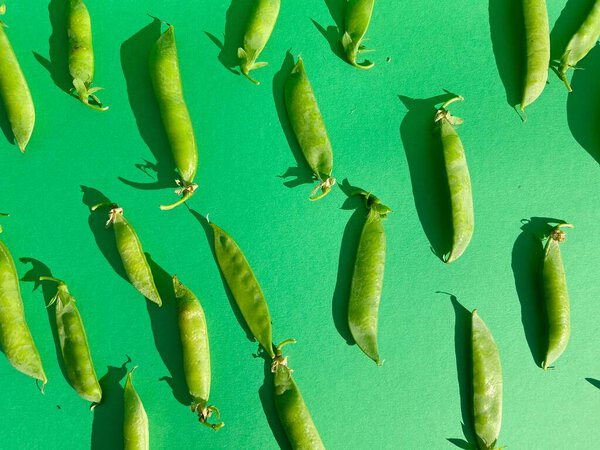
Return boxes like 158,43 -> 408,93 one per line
272,340 -> 325,450
91,203 -> 162,306
67,0 -> 108,110
341,0 -> 375,69
0,228 -> 46,386
0,6 -> 35,152
237,0 -> 280,84
40,276 -> 101,403
434,96 -> 474,264
471,310 -> 503,450
542,224 -> 573,370
347,191 -> 391,364
210,220 -> 274,358
150,25 -> 199,211
173,276 -> 223,430
123,367 -> 149,450
284,56 -> 336,201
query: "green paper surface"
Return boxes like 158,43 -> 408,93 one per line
0,1 -> 599,449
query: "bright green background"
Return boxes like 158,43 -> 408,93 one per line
0,0 -> 599,449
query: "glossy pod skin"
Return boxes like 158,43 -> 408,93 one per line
348,191 -> 391,364
238,0 -> 280,85
558,0 -> 600,91
342,0 -> 375,69
0,5 -> 35,152
272,341 -> 325,450
0,228 -> 46,386
284,56 -> 336,201
542,224 -> 573,370
521,0 -> 550,112
471,310 -> 503,450
150,25 -> 199,211
123,367 -> 149,450
173,276 -> 223,430
67,0 -> 107,111
92,203 -> 161,306
210,221 -> 274,358
434,96 -> 473,264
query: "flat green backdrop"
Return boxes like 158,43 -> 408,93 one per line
0,0 -> 599,449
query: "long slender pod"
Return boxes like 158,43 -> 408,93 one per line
347,191 -> 391,364
238,0 -> 280,84
0,5 -> 35,152
435,96 -> 474,263
123,367 -> 149,450
342,0 -> 375,69
150,25 -> 199,210
521,0 -> 550,112
542,224 -> 573,369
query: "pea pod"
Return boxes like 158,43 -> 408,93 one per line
67,0 -> 107,111
173,276 -> 223,430
284,56 -> 336,201
150,24 -> 199,210
521,0 -> 550,112
341,0 -> 375,69
91,203 -> 161,306
434,96 -> 474,263
123,366 -> 149,450
558,0 -> 600,91
347,191 -> 391,364
471,309 -> 503,450
210,220 -> 274,358
0,5 -> 35,152
272,340 -> 325,450
542,224 -> 573,370
237,0 -> 280,85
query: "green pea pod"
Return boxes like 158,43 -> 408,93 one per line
341,0 -> 375,69
123,367 -> 149,450
284,56 -> 336,201
542,224 -> 573,370
173,276 -> 223,430
471,309 -> 503,450
150,24 -> 199,211
67,0 -> 107,111
0,5 -> 35,152
91,203 -> 161,306
0,226 -> 46,387
434,96 -> 474,264
520,0 -> 550,113
347,191 -> 391,365
237,0 -> 280,85
40,277 -> 101,403
272,340 -> 325,450
210,221 -> 274,358
558,0 -> 600,91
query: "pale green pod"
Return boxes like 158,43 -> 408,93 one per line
341,0 -> 375,69
123,367 -> 149,450
521,0 -> 550,112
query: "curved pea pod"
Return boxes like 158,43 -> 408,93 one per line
237,0 -> 280,85
434,96 -> 473,264
341,0 -> 375,69
471,310 -> 503,450
347,191 -> 391,364
40,277 -> 101,403
542,224 -> 573,370
0,229 -> 46,387
67,0 -> 107,111
272,340 -> 325,450
0,5 -> 35,152
92,203 -> 161,306
173,276 -> 223,430
210,221 -> 274,358
150,24 -> 199,211
123,367 -> 149,450
558,0 -> 600,92
284,56 -> 336,201
520,0 -> 550,112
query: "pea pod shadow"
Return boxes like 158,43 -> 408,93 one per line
311,0 -> 346,62
0,94 -> 14,149
586,378 -> 600,389
399,93 -> 454,261
118,18 -> 177,191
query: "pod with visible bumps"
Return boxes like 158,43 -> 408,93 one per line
123,367 -> 149,450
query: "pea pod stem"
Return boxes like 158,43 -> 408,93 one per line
309,177 -> 336,201
159,182 -> 197,211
